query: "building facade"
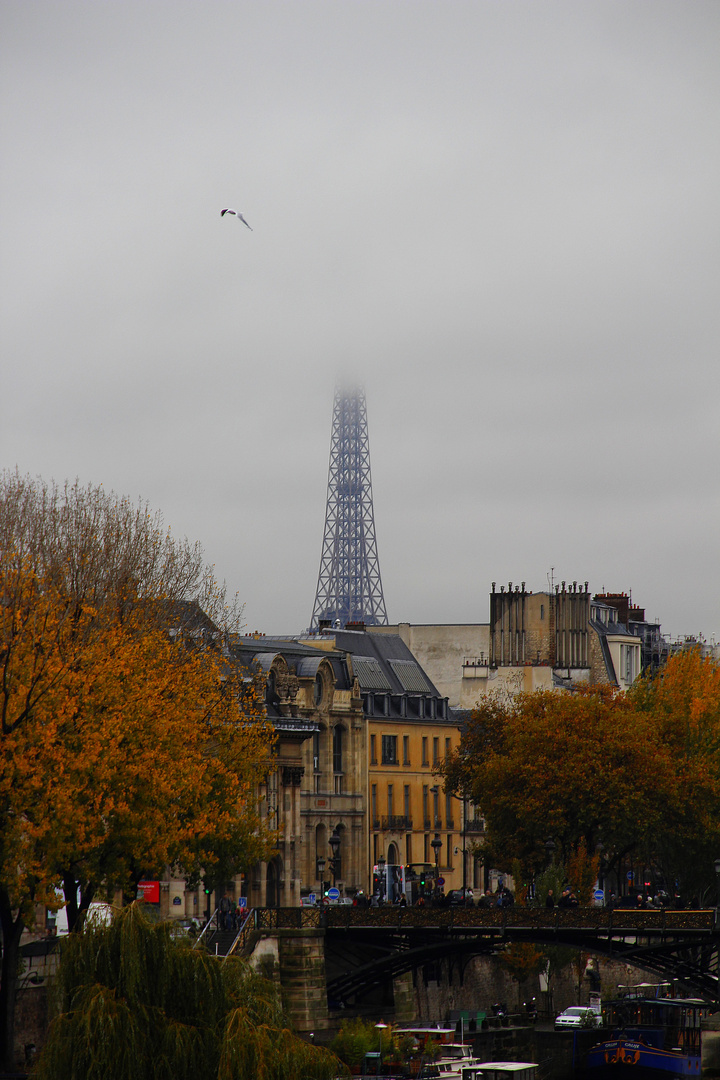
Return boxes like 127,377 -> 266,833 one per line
371,580 -> 652,711
229,627 -> 459,903
301,627 -> 462,899
230,635 -> 367,905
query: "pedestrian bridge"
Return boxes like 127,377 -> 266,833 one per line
231,905 -> 719,1006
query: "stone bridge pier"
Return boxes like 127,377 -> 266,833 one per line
242,914 -> 413,1032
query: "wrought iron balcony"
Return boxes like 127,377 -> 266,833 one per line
381,815 -> 413,831
465,819 -> 486,834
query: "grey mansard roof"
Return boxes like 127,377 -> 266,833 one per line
227,627 -> 453,724
328,628 -> 443,697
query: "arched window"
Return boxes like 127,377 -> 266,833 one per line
333,725 -> 343,774
315,823 -> 327,881
266,855 -> 282,908
314,672 -> 324,707
266,669 -> 277,704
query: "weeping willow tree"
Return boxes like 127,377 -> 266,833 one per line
35,904 -> 344,1080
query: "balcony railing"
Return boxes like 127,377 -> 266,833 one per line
465,820 -> 485,834
381,816 -> 413,831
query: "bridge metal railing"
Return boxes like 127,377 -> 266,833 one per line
255,907 -> 322,930
225,906 -> 323,958
320,905 -> 716,933
206,905 -> 715,937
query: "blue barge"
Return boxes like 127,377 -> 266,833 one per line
586,987 -> 715,1080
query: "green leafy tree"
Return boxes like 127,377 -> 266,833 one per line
330,1019 -> 390,1069
35,903 -> 342,1080
534,864 -> 566,910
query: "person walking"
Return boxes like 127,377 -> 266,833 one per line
219,891 -> 232,930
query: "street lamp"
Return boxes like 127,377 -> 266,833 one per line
431,834 -> 443,895
375,1021 -> 388,1076
377,853 -> 386,903
316,855 -> 326,900
329,827 -> 341,887
461,793 -> 467,898
595,840 -> 605,897
714,858 -> 720,1006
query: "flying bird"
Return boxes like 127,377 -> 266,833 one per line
221,208 -> 252,231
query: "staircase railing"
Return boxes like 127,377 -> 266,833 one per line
223,908 -> 255,961
193,908 -> 219,949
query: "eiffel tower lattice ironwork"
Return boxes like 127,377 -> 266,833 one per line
310,387 -> 388,630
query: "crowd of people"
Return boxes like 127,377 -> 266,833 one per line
214,884 -> 697,919
218,892 -> 248,930
544,886 -> 694,910
352,883 -> 695,911
351,884 -> 517,909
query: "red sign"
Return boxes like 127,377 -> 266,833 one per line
137,881 -> 160,903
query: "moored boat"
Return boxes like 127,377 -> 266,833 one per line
586,986 -> 714,1080
419,1043 -> 480,1080
461,1063 -> 538,1080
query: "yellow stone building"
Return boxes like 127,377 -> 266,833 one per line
302,626 -> 464,901
180,625 -> 465,909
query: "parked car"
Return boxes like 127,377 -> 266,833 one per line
555,1006 -> 599,1030
169,918 -> 201,939
448,888 -> 474,906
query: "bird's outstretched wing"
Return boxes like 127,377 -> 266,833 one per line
221,208 -> 252,230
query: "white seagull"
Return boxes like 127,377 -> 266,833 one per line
221,208 -> 252,231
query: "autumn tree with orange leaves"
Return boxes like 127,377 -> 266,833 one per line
0,471 -> 276,1071
443,652 -> 720,908
443,684 -> 669,876
629,648 -> 720,901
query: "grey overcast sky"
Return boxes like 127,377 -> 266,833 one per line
2,1 -> 718,641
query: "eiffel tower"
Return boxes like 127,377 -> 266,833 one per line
310,387 -> 388,630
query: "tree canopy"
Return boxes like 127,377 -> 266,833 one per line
0,471 -> 276,1069
442,652 -> 720,901
35,903 -> 341,1080
629,649 -> 720,900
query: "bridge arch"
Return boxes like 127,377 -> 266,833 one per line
319,907 -> 720,1006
